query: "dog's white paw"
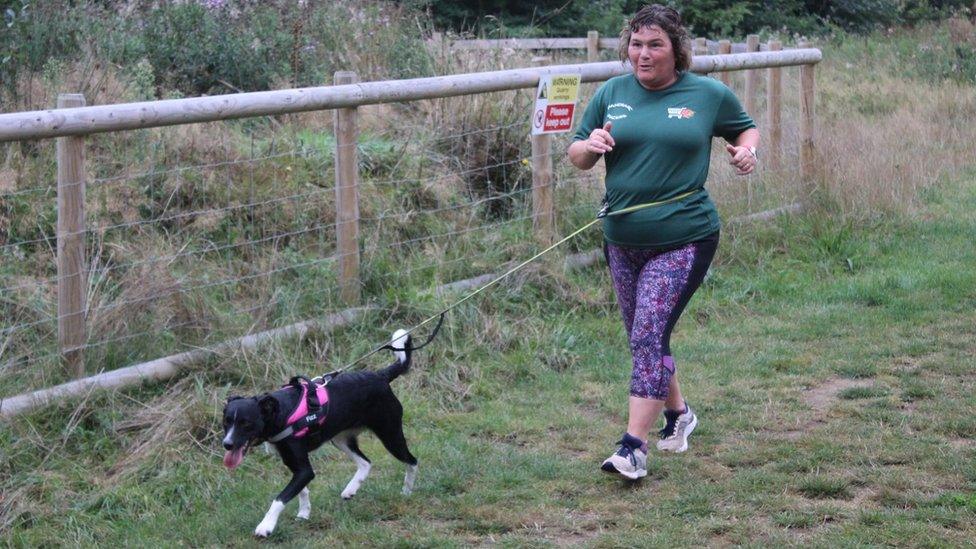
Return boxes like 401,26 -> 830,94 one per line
254,500 -> 283,537
340,471 -> 366,500
402,464 -> 417,496
297,487 -> 311,519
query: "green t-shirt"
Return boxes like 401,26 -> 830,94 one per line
573,71 -> 756,248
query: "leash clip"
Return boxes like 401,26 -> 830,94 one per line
311,370 -> 340,386
596,201 -> 609,219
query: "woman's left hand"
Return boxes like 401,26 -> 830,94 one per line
725,144 -> 756,175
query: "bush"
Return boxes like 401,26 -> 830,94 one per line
424,0 -> 974,39
0,0 -> 87,97
1,0 -> 434,105
821,0 -> 901,32
674,0 -> 760,37
907,16 -> 976,84
900,0 -> 974,26
136,3 -> 288,96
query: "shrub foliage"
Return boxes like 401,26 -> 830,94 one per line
2,0 -> 972,106
420,0 -> 972,36
1,0 -> 433,105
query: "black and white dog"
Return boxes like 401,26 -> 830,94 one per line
221,330 -> 418,537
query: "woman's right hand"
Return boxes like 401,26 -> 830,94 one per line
586,122 -> 614,155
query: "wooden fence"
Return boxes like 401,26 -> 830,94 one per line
0,45 -> 821,418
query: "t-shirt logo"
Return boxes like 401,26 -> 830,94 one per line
667,107 -> 695,119
607,102 -> 633,121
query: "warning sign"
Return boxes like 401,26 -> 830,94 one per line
531,73 -> 580,135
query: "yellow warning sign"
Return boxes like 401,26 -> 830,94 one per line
548,75 -> 580,103
532,72 -> 581,135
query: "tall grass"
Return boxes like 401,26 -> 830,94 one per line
2,15 -> 976,545
1,0 -> 436,111
5,22 -> 972,395
817,22 -> 976,218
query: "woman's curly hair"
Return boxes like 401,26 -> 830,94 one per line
618,4 -> 692,72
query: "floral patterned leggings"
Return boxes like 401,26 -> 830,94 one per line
604,232 -> 719,400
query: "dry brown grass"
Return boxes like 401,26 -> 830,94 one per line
86,250 -> 202,353
104,377 -> 202,481
8,53 -> 146,112
690,37 -> 976,221
3,27 -> 970,409
818,76 -> 976,217
948,15 -> 976,47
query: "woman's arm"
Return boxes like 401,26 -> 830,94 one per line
568,140 -> 602,170
733,127 -> 759,149
568,122 -> 615,171
725,127 -> 760,175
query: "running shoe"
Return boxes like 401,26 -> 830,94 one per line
657,402 -> 697,453
601,433 -> 647,480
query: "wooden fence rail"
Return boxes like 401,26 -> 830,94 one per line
0,44 -> 820,399
0,49 -> 820,143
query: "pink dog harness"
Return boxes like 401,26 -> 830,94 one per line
268,377 -> 330,442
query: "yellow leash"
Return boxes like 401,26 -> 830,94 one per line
327,189 -> 701,375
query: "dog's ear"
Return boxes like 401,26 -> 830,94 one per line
258,395 -> 278,419
226,395 -> 243,404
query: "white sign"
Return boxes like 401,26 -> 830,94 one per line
531,73 -> 581,135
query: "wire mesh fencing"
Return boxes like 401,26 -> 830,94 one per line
0,48 -> 814,401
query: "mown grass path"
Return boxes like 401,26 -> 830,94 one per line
4,177 -> 975,547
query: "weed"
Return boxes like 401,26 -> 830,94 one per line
2,16 -> 976,548
900,382 -> 936,402
798,477 -> 853,500
932,492 -> 976,511
774,509 -> 823,529
834,362 -> 877,379
838,385 -> 890,400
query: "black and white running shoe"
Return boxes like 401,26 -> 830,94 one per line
657,403 -> 697,453
601,433 -> 647,480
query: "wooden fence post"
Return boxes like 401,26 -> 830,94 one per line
587,31 -> 599,62
429,32 -> 443,57
798,41 -> 818,186
693,38 -> 708,77
531,57 -> 555,247
333,71 -> 361,305
766,40 -> 783,171
744,34 -> 760,115
56,93 -> 87,378
718,40 -> 732,86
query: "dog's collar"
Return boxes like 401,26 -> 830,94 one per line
268,426 -> 296,443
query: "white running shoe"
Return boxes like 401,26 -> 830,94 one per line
657,403 -> 697,453
601,434 -> 647,480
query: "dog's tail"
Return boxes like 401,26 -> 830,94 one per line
380,329 -> 412,382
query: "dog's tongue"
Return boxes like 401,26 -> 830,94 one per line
224,447 -> 244,470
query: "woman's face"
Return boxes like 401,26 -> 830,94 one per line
627,25 -> 677,90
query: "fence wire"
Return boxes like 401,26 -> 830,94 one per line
1,61 -> 810,396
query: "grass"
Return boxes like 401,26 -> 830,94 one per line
838,385 -> 890,400
3,23 -> 976,547
2,157 -> 975,546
